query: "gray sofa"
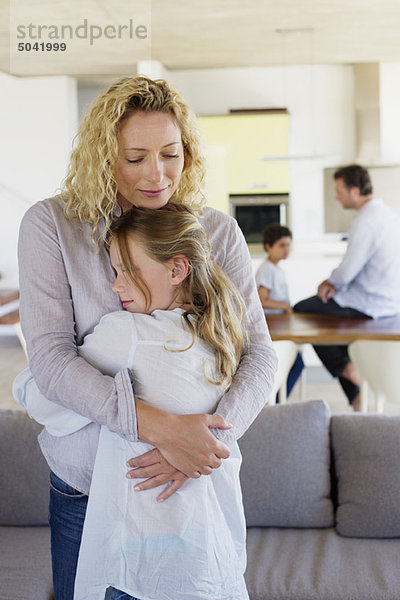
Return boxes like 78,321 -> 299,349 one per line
0,410 -> 52,600
2,401 -> 400,600
239,400 -> 400,600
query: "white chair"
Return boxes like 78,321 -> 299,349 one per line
349,340 -> 400,413
14,320 -> 28,359
267,340 -> 298,405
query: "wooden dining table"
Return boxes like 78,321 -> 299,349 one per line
266,312 -> 400,344
265,311 -> 400,408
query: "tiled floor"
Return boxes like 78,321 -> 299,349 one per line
1,332 -> 398,415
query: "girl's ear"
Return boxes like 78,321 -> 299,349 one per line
169,255 -> 190,285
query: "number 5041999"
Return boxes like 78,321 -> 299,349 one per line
18,42 -> 67,51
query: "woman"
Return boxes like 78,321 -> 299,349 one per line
17,76 -> 277,599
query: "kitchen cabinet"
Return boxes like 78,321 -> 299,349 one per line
198,113 -> 289,196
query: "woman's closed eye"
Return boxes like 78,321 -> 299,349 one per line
127,154 -> 180,164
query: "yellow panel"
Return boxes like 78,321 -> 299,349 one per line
197,114 -> 290,195
202,145 -> 229,214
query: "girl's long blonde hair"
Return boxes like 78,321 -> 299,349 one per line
107,203 -> 246,391
61,76 -> 206,236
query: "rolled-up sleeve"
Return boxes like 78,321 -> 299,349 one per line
211,216 -> 277,443
18,202 -> 138,441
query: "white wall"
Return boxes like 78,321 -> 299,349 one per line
168,64 -> 355,240
0,72 -> 78,287
380,63 -> 400,164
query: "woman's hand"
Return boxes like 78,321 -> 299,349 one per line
157,413 -> 232,477
126,448 -> 189,502
135,399 -> 232,478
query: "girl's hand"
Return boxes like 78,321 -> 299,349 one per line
135,400 -> 232,478
126,448 -> 189,502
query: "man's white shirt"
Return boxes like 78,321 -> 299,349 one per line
329,198 -> 400,318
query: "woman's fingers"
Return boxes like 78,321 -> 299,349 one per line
127,448 -> 177,479
196,465 -> 213,476
126,449 -> 213,498
129,468 -> 189,501
133,472 -> 180,491
205,413 -> 233,431
156,477 -> 189,502
208,455 -> 222,469
126,447 -> 162,469
127,463 -> 170,479
127,458 -> 213,479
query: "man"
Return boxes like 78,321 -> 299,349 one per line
294,164 -> 400,411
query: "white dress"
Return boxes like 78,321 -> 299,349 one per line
15,309 -> 248,600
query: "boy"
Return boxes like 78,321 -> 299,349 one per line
256,223 -> 303,397
256,223 -> 293,314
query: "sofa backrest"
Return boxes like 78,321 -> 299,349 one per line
331,413 -> 400,538
238,399 -> 334,529
0,409 -> 49,526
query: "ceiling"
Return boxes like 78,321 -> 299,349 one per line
2,0 -> 400,80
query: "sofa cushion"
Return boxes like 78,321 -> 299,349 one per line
245,527 -> 400,600
0,409 -> 50,526
0,526 -> 52,600
238,400 -> 333,528
331,414 -> 400,538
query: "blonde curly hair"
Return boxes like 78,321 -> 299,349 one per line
61,76 -> 206,237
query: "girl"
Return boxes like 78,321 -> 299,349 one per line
16,203 -> 249,599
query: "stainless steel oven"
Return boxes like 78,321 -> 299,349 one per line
229,194 -> 289,247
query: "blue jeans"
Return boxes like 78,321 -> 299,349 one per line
49,472 -> 139,600
49,471 -> 88,600
287,351 -> 304,397
275,352 -> 304,403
